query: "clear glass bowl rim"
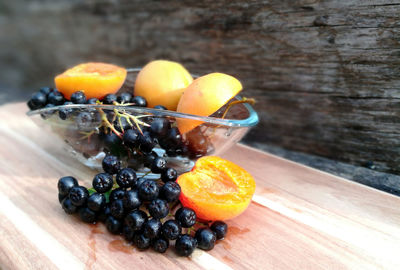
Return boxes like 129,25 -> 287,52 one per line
26,68 -> 259,128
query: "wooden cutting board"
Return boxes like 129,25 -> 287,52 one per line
0,102 -> 399,270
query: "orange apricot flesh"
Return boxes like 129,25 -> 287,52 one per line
176,73 -> 242,134
55,62 -> 127,99
177,156 -> 256,221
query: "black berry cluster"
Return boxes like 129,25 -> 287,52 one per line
28,89 -> 211,163
57,155 -> 228,256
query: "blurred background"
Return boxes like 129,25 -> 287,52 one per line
1,0 -> 399,193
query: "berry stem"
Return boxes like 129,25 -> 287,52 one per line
186,227 -> 195,235
79,123 -> 103,140
221,97 -> 256,119
99,108 -> 122,138
112,108 -> 151,135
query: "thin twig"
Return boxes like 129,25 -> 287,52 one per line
221,97 -> 256,119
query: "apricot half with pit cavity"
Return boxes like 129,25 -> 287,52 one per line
55,62 -> 127,100
177,156 -> 255,221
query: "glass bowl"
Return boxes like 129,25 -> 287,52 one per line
27,68 -> 259,177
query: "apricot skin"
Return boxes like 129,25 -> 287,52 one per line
54,62 -> 127,100
176,73 -> 242,134
134,60 -> 193,110
177,156 -> 255,221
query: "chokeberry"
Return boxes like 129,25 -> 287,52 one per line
70,91 -> 87,104
109,188 -> 126,202
123,129 -> 140,148
134,177 -> 147,189
153,105 -> 167,110
58,101 -> 74,120
161,220 -> 181,240
117,93 -> 132,104
59,193 -> 66,203
122,190 -> 141,210
87,193 -> 106,212
110,199 -> 125,219
58,176 -> 78,196
113,117 -> 130,133
166,127 -> 183,146
105,215 -> 122,234
152,237 -> 169,253
131,96 -> 147,107
48,90 -> 64,105
98,205 -> 111,223
76,111 -> 93,130
139,133 -> 155,153
142,218 -> 162,239
40,103 -> 56,119
195,228 -> 216,251
175,207 -> 196,228
133,233 -> 151,250
151,157 -> 167,174
116,168 -> 137,188
102,155 -> 121,175
161,168 -> 178,183
147,199 -> 169,219
29,92 -> 47,109
92,173 -> 113,193
123,225 -> 136,242
61,197 -> 78,214
69,186 -> 89,207
103,94 -> 117,104
159,181 -> 181,202
124,209 -> 148,231
87,98 -> 99,104
149,118 -> 170,138
103,132 -> 123,154
79,207 -> 97,223
143,151 -> 158,168
39,87 -> 52,96
175,234 -> 197,257
210,221 -> 228,240
138,179 -> 159,201
27,100 -> 36,110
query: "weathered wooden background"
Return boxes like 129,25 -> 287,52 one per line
1,0 -> 400,174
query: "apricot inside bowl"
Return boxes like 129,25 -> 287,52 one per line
27,68 -> 259,175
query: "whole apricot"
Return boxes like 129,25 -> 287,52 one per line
177,156 -> 255,221
176,73 -> 242,134
134,60 -> 193,110
55,62 -> 127,100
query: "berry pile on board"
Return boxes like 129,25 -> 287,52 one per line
57,154 -> 228,256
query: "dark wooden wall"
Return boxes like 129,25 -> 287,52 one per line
1,0 -> 400,174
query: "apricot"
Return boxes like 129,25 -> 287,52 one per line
176,73 -> 242,134
177,156 -> 255,221
55,62 -> 127,99
134,60 -> 193,110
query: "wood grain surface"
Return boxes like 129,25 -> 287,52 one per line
0,103 -> 400,270
1,0 -> 400,174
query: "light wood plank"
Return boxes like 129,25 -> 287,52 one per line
0,103 -> 399,270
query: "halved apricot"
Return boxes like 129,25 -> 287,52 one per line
134,60 -> 193,110
55,62 -> 127,99
177,156 -> 256,221
176,73 -> 242,134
